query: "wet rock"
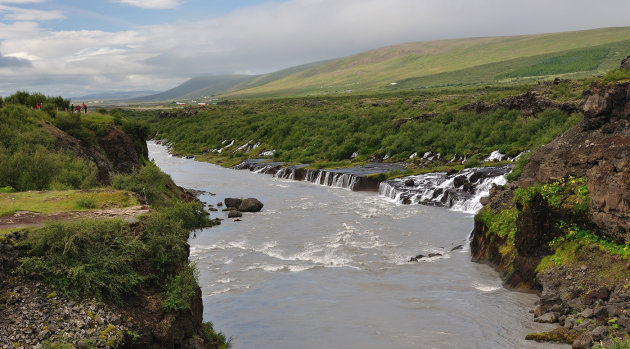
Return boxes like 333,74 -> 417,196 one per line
450,245 -> 464,251
428,253 -> 442,258
223,198 -> 241,209
453,176 -> 466,188
479,196 -> 489,206
238,198 -> 264,212
228,211 -> 242,218
534,312 -> 557,323
404,178 -> 415,186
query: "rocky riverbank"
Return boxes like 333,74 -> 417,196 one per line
471,73 -> 630,348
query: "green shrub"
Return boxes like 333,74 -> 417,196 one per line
603,67 -> 630,83
463,157 -> 482,168
111,162 -> 176,206
162,264 -> 198,312
75,197 -> 97,209
0,186 -> 15,193
506,151 -> 531,182
200,322 -> 232,349
19,220 -> 146,303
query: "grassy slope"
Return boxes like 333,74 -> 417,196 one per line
0,190 -> 140,216
223,27 -> 630,98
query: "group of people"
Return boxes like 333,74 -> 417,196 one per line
70,103 -> 88,114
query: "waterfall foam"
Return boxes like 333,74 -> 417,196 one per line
378,164 -> 513,214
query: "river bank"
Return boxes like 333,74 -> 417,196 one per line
471,80 -> 630,348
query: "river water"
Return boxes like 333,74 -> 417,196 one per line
149,143 -> 564,349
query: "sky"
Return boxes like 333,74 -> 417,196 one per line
0,0 -> 629,97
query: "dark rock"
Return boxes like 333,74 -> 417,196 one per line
217,202 -> 223,207
572,332 -> 594,349
445,168 -> 458,176
224,198 -> 241,208
228,211 -> 242,218
522,81 -> 630,242
453,176 -> 466,188
595,286 -> 610,301
238,198 -> 264,212
534,312 -> 557,323
621,55 -> 630,70
404,178 -> 415,186
479,196 -> 489,206
592,305 -> 608,319
208,208 -> 218,212
450,245 -> 464,251
617,315 -> 630,329
234,219 -> 242,222
579,308 -> 594,319
591,326 -> 608,341
97,127 -> 141,174
408,257 -> 418,262
534,304 -> 544,318
428,253 -> 442,258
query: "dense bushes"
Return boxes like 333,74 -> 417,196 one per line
19,220 -> 146,303
0,104 -> 99,191
137,92 -> 582,165
19,197 -> 211,304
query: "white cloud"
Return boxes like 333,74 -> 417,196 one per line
0,4 -> 64,21
1,0 -> 630,96
110,0 -> 182,10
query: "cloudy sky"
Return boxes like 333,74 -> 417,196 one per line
0,0 -> 629,97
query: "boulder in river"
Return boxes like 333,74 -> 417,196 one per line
224,198 -> 242,209
228,211 -> 243,218
238,198 -> 264,212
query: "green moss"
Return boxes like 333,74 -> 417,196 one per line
525,328 -> 577,344
475,207 -> 518,241
514,176 -> 589,213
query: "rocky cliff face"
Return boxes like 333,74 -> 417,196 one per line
43,122 -> 142,184
519,81 -> 630,243
471,77 -> 630,348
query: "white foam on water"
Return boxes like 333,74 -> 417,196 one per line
472,282 -> 502,292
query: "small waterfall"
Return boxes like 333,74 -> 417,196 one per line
274,167 -> 296,180
302,169 -> 364,190
378,164 -> 513,214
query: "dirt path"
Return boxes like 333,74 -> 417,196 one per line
0,206 -> 151,230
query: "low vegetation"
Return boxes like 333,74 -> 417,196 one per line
0,190 -> 140,216
131,85 -> 583,168
0,92 -> 228,348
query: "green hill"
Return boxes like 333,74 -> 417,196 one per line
135,74 -> 256,101
221,26 -> 630,98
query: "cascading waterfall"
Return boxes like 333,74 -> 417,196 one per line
378,164 -> 513,214
302,169 -> 362,190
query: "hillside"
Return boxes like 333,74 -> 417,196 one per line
135,74 -> 256,102
0,95 -> 228,348
220,26 -> 630,98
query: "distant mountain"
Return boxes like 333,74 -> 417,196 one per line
218,26 -> 630,98
71,90 -> 160,100
134,75 -> 257,101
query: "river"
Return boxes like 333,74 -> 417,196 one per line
149,142 -> 564,349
